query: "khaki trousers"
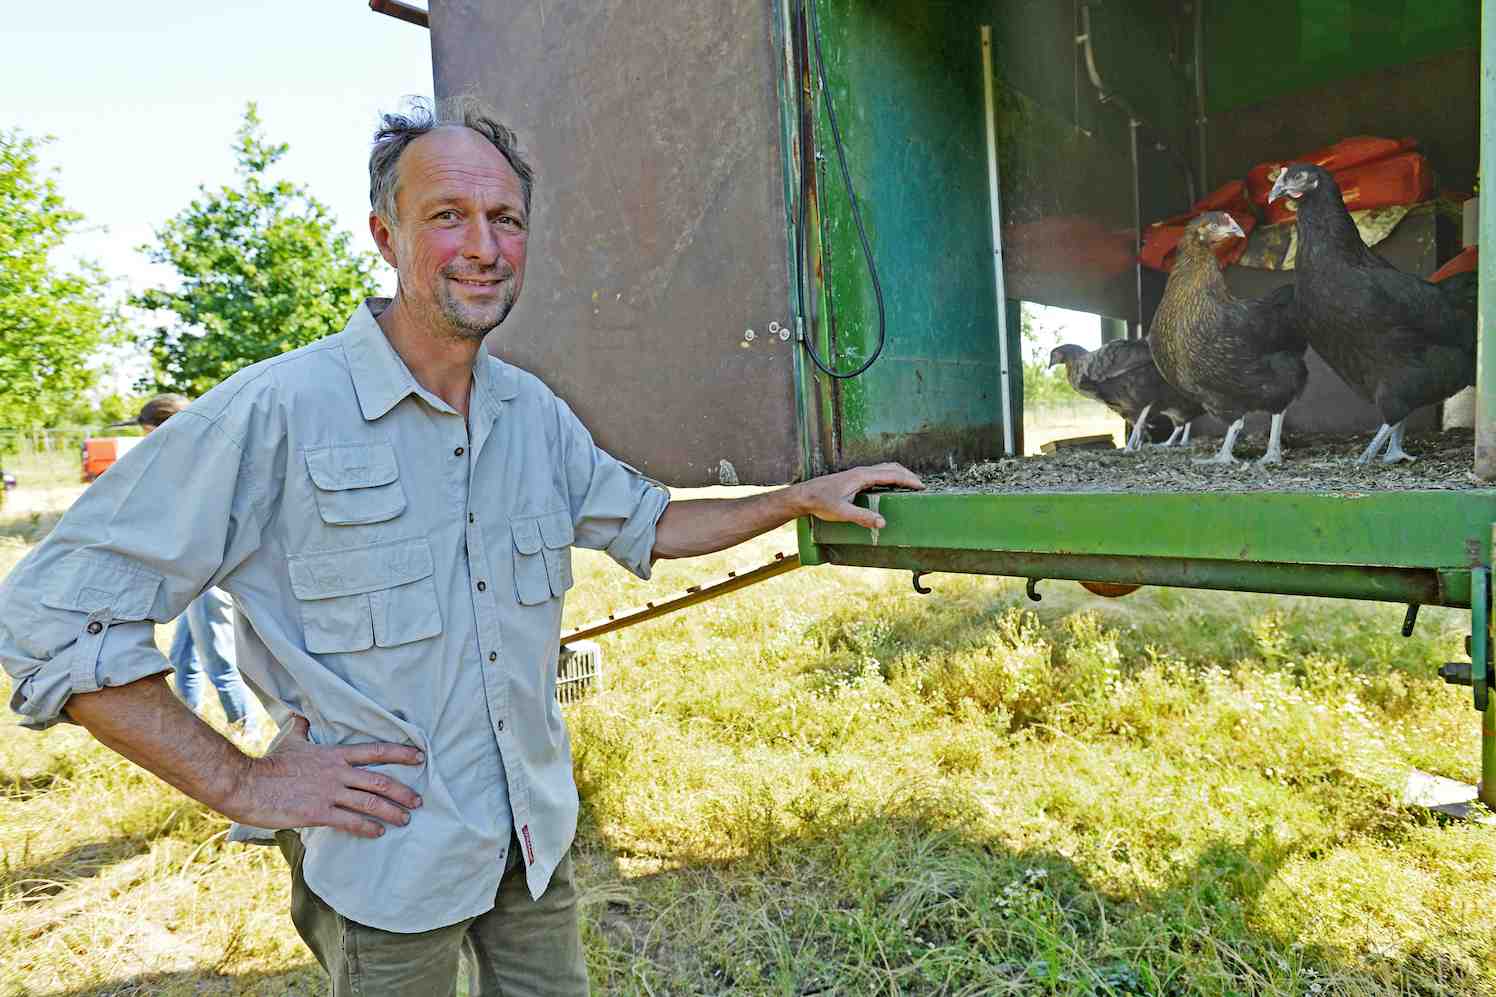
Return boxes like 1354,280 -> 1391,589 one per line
277,830 -> 589,996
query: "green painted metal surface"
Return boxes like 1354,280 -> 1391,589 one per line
810,489 -> 1496,607
805,0 -> 1010,472
822,545 -> 1448,606
1205,0 -> 1478,113
1472,563 -> 1493,805
1479,0 -> 1496,483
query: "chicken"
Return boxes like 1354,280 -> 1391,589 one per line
1148,212 -> 1308,464
1268,164 -> 1476,463
1048,341 -> 1204,451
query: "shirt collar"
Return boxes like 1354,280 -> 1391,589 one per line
343,298 -> 519,422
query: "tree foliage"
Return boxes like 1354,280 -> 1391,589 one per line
1020,305 -> 1086,405
135,105 -> 381,396
0,130 -> 117,428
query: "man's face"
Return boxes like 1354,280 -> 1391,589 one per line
372,127 -> 529,341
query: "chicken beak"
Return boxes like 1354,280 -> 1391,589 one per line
1225,216 -> 1246,239
1267,172 -> 1290,204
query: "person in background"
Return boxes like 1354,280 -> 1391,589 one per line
135,394 -> 260,737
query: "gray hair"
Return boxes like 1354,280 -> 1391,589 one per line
369,95 -> 535,227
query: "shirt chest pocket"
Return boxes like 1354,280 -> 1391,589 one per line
511,510 -> 574,606
304,442 -> 406,526
289,537 -> 442,654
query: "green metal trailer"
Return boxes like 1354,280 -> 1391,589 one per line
403,0 -> 1494,804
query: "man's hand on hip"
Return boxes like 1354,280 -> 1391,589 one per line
223,715 -> 425,839
65,675 -> 423,842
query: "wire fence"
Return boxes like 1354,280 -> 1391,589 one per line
0,426 -> 132,459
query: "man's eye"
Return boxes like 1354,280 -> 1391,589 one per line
435,210 -> 458,221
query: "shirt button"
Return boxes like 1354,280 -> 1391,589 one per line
477,580 -> 487,592
454,446 -> 465,457
488,651 -> 497,662
469,513 -> 475,523
86,621 -> 103,635
496,720 -> 505,732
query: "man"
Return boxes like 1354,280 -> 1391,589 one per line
0,96 -> 921,995
128,394 -> 260,737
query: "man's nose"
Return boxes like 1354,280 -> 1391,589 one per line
462,216 -> 500,265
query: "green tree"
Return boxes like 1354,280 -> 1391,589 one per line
0,130 -> 118,428
135,104 -> 381,395
1020,305 -> 1084,405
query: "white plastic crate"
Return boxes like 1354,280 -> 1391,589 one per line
557,641 -> 603,704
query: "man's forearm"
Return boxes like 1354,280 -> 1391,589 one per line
65,674 -> 250,814
651,486 -> 807,560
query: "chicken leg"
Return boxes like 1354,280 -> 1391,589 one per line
1257,411 -> 1286,465
1356,420 -> 1415,465
1381,420 -> 1415,463
1123,403 -> 1153,452
1196,417 -> 1245,464
1156,419 -> 1194,448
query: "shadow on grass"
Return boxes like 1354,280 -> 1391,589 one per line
0,506 -> 65,544
39,964 -> 325,997
576,808 -> 1478,996
1,834 -> 153,906
1,768 -> 62,800
807,577 -> 1461,687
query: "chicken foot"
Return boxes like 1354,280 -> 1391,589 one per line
1123,403 -> 1153,452
1195,417 -> 1245,464
1155,420 -> 1194,448
1381,420 -> 1415,463
1257,411 -> 1287,465
1356,420 -> 1415,465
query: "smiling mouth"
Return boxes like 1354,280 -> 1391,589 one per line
449,276 -> 504,289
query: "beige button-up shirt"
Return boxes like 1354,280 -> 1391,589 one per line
0,300 -> 669,931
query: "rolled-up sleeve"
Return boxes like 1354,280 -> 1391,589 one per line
555,399 -> 670,580
0,410 -> 268,729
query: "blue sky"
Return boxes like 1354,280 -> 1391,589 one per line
3,1 -> 433,301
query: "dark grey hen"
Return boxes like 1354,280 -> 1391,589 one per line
1269,163 -> 1476,463
1049,341 -> 1204,451
1148,212 -> 1308,464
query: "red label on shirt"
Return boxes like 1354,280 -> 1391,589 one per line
521,824 -> 535,866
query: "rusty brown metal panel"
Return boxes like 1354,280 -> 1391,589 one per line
430,0 -> 799,486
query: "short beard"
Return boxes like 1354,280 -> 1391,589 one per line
398,268 -> 517,342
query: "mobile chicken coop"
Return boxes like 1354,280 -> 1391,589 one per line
377,0 -> 1493,803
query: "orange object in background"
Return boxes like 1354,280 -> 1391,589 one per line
81,437 -> 140,482
1429,245 -> 1477,283
1246,136 -> 1418,209
1140,180 -> 1256,272
1265,150 -> 1434,224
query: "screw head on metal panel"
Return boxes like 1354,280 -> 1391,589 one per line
743,329 -> 756,342
769,321 -> 781,334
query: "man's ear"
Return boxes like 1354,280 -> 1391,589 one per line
370,212 -> 399,269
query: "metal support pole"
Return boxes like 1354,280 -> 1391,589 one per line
1484,681 -> 1495,808
1192,0 -> 1208,195
1477,0 -> 1496,480
368,0 -> 429,29
1484,540 -> 1496,808
1129,117 -> 1143,335
981,25 -> 1016,457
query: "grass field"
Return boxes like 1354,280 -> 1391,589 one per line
2,454 -> 1494,995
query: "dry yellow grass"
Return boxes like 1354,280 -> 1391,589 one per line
2,464 -> 1494,995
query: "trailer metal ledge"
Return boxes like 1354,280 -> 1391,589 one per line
803,489 -> 1496,608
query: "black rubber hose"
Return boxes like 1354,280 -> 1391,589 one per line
794,0 -> 887,381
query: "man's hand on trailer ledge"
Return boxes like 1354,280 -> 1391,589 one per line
651,462 -> 924,561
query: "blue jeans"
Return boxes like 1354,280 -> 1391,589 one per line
169,587 -> 251,724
